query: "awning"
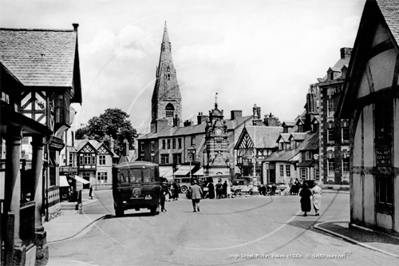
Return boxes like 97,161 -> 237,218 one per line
193,168 -> 203,176
160,166 -> 174,180
59,175 -> 70,187
173,165 -> 193,176
74,176 -> 90,184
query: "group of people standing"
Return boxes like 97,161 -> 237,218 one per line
299,182 -> 323,216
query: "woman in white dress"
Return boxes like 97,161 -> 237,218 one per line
312,183 -> 323,216
226,182 -> 232,198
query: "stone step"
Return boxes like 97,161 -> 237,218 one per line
61,202 -> 78,210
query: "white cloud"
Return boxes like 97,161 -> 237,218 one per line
80,25 -> 157,61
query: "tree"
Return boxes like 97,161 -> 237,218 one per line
75,108 -> 138,156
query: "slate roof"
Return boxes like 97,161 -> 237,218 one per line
244,126 -> 283,149
377,0 -> 399,45
276,133 -> 291,143
265,132 -> 318,162
139,115 -> 252,140
338,0 -> 399,118
0,27 -> 78,88
296,132 -> 319,151
289,132 -> 308,141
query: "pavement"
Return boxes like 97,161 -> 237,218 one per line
44,189 -> 399,260
43,189 -> 110,244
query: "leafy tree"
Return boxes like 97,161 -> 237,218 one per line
75,108 -> 138,156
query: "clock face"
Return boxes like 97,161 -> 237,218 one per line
215,129 -> 222,136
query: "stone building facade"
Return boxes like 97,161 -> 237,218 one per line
314,47 -> 352,184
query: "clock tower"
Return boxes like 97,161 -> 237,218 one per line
203,94 -> 230,176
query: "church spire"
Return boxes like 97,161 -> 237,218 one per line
151,22 -> 182,133
162,21 -> 170,44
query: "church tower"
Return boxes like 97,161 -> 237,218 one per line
203,93 -> 230,176
151,22 -> 182,132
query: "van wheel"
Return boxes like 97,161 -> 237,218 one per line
180,186 -> 188,193
115,208 -> 124,217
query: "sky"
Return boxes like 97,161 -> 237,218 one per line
0,0 -> 366,134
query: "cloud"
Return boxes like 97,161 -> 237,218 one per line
80,25 -> 157,61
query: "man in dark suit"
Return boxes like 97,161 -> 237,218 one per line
191,180 -> 203,212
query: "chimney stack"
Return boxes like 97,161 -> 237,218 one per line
340,47 -> 352,59
230,110 -> 242,120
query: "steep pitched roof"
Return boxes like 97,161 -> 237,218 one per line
338,0 -> 399,118
276,133 -> 291,143
377,0 -> 399,45
265,132 -> 318,162
235,126 -> 283,149
0,28 -> 76,87
0,26 -> 82,103
297,132 -> 319,151
75,139 -> 98,152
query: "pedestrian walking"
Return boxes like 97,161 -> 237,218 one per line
89,177 -> 95,199
172,182 -> 179,200
222,181 -> 228,198
226,181 -> 232,198
208,181 -> 215,199
191,180 -> 203,212
311,183 -> 322,216
160,180 -> 169,212
299,183 -> 312,216
215,181 -> 223,199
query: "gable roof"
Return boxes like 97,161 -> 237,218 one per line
338,0 -> 399,118
276,133 -> 291,143
75,139 -> 98,152
264,132 -> 318,162
377,0 -> 399,45
0,26 -> 82,103
235,126 -> 283,149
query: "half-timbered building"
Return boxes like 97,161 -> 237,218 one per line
0,24 -> 82,265
338,0 -> 399,235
